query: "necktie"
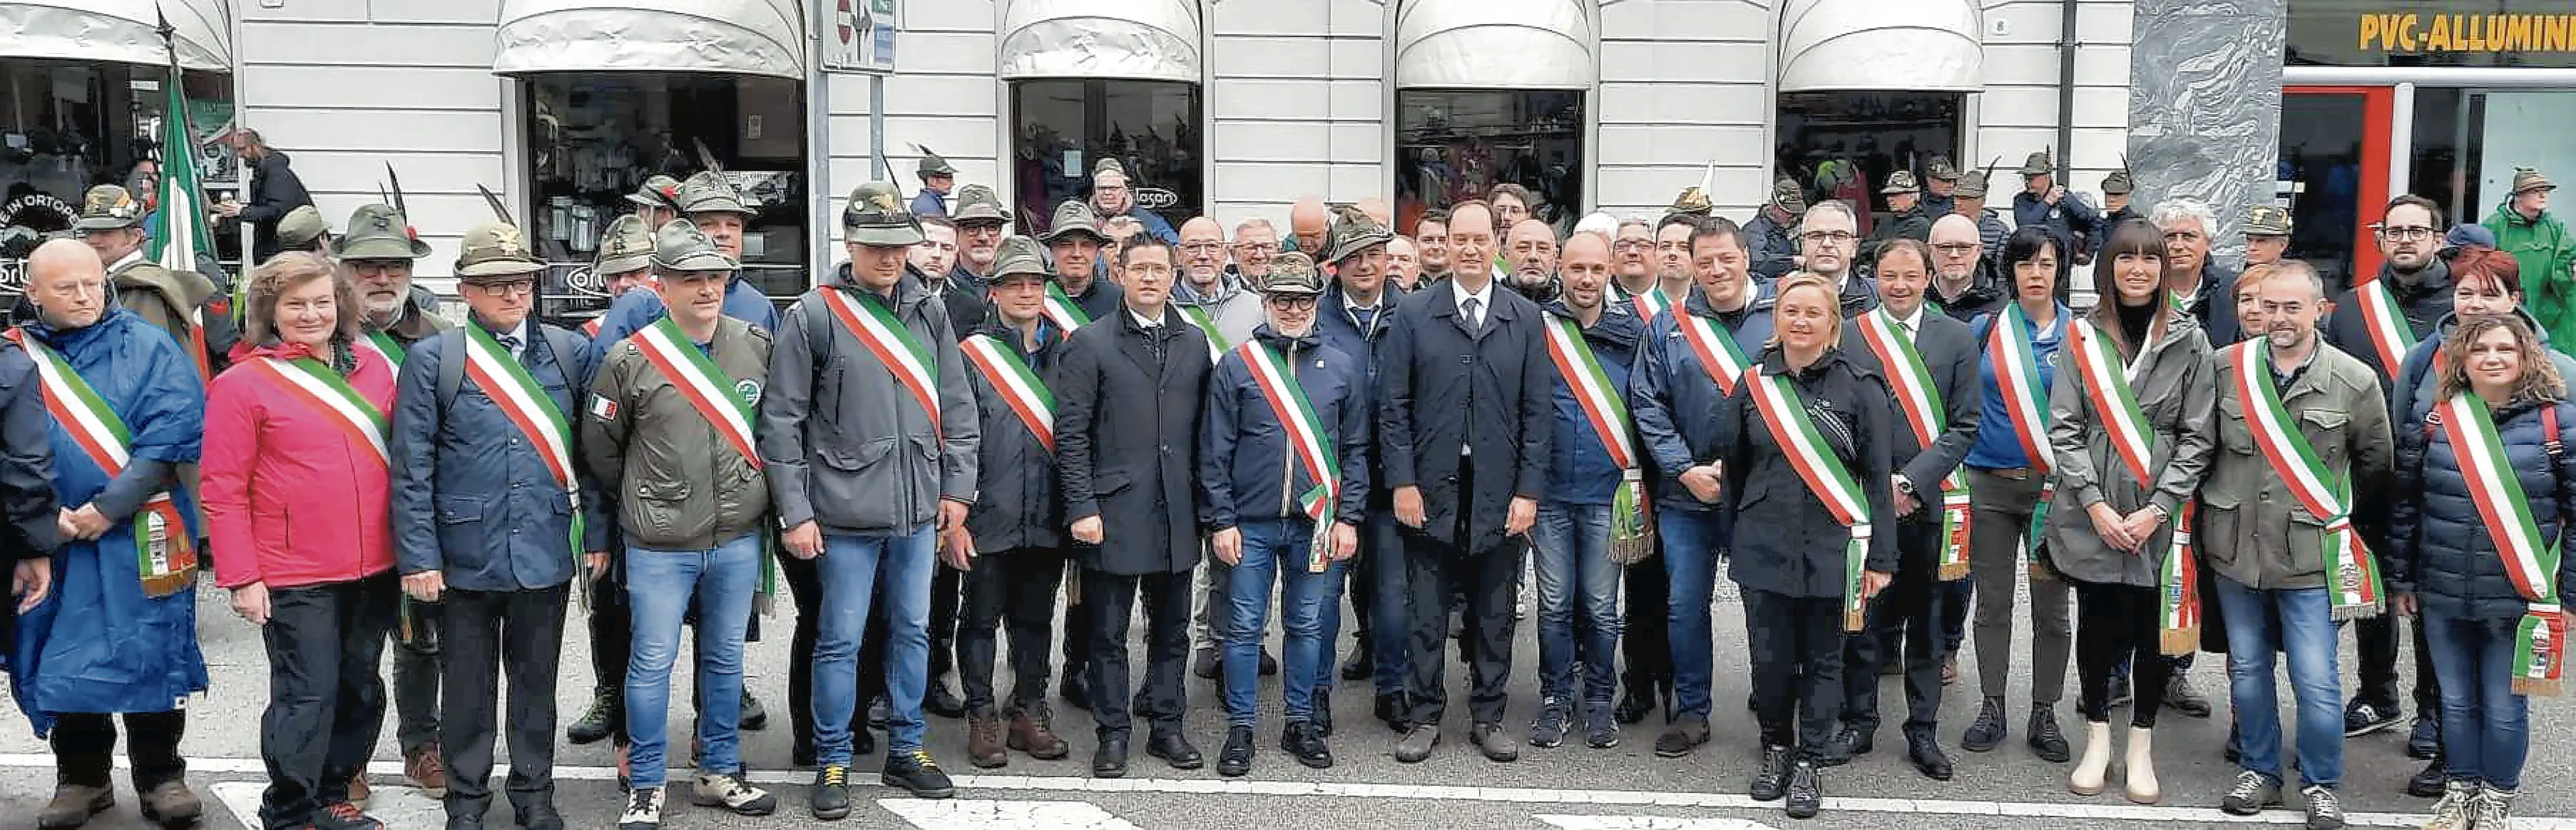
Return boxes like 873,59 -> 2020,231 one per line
498,334 -> 524,359
1463,297 -> 1484,335
1897,319 -> 1915,342
1353,306 -> 1378,331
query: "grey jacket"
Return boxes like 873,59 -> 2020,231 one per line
2043,311 -> 2218,587
2202,341 -> 2395,590
760,278 -> 980,537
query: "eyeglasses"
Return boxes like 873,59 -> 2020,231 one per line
2376,225 -> 2437,241
1234,242 -> 1279,254
466,281 -> 536,297
1266,296 -> 1319,309
1800,231 -> 1857,244
1180,242 -> 1227,253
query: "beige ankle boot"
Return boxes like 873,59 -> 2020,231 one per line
2123,727 -> 2160,804
2069,721 -> 2113,795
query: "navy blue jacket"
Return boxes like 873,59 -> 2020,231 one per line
2387,395 -> 2576,620
2325,259 -> 2456,393
1377,278 -> 1556,554
2011,190 -> 2101,270
1198,325 -> 1371,530
961,319 -> 1065,552
391,319 -> 609,591
1541,302 -> 1643,506
1315,284 -> 1401,507
1630,288 -> 1775,513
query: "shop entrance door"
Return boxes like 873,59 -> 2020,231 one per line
2280,86 -> 2394,288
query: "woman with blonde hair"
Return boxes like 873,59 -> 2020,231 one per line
2388,313 -> 2576,829
202,251 -> 402,830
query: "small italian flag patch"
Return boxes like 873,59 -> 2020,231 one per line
587,394 -> 617,421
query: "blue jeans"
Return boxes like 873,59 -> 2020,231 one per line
1360,511 -> 1411,696
2423,606 -> 2532,790
1659,508 -> 1724,720
2214,577 -> 2343,788
1532,502 -> 1622,705
812,528 -> 937,763
623,534 -> 760,788
1225,518 -> 1349,725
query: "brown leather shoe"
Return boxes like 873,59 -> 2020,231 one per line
1007,703 -> 1071,760
137,780 -> 204,827
967,709 -> 1009,769
346,775 -> 371,806
403,744 -> 449,797
1942,656 -> 1961,686
37,784 -> 112,829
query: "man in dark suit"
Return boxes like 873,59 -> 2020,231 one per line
1377,199 -> 1555,765
1054,236 -> 1212,778
1824,238 -> 1981,782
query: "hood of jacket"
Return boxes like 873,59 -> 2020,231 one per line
2377,255 -> 2455,301
25,298 -> 134,351
111,257 -> 216,311
2432,305 -> 2554,346
2486,202 -> 2554,229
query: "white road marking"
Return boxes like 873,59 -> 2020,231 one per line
1538,816 -> 1784,829
18,756 -> 2569,829
880,798 -> 1143,830
210,780 -> 443,828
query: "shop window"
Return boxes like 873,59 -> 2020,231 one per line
0,60 -> 236,285
2289,1 -> 2576,69
1775,92 -> 1963,236
1396,89 -> 1583,236
520,72 -> 808,309
1010,80 -> 1202,235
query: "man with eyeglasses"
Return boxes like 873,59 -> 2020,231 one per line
1174,217 -> 1264,349
1289,197 -> 1332,256
1609,220 -> 1671,313
1797,202 -> 1877,317
2325,193 -> 2458,799
1088,159 -> 1178,246
1925,214 -> 2006,323
1863,172 -> 1935,264
949,185 -> 1010,291
1229,219 -> 1283,287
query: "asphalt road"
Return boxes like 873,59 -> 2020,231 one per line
3,577 -> 2570,829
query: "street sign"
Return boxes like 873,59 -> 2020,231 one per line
824,0 -> 899,74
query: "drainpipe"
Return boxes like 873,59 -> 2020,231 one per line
2056,0 -> 2078,183
807,0 -> 835,290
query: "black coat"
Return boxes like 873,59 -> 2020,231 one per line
2178,261 -> 2244,346
2326,258 -> 2456,389
1055,306 -> 1210,575
963,319 -> 1065,553
1722,347 -> 1899,598
1377,280 -> 1555,554
237,150 -> 315,261
1839,310 -> 1982,541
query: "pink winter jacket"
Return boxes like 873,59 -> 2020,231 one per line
204,341 -> 399,590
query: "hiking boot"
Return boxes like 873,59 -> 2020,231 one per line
1784,760 -> 1824,820
2303,785 -> 2347,830
615,788 -> 663,830
1961,696 -> 2008,752
1816,724 -> 1873,767
2409,759 -> 2449,798
2163,676 -> 2212,718
882,749 -> 956,799
2221,770 -> 2283,816
1654,714 -> 1710,759
2424,780 -> 2475,830
1529,697 -> 1571,748
1470,721 -> 1519,763
403,743 -> 449,797
1006,703 -> 1070,760
1394,724 -> 1440,763
689,772 -> 777,816
137,780 -> 204,827
2027,704 -> 2072,763
568,689 -> 617,745
37,784 -> 112,829
1217,726 -> 1256,778
807,765 -> 851,820
966,708 -> 1008,769
2473,785 -> 2517,829
1283,721 -> 1334,769
1749,745 -> 1793,801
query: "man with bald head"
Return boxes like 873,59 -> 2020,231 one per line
1355,197 -> 1393,229
1528,230 -> 1645,750
1504,219 -> 1561,303
1173,217 -> 1263,357
1289,198 -> 1332,255
1927,214 -> 2007,322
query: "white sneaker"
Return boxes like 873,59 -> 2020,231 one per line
2425,780 -> 2475,830
616,787 -> 663,830
690,772 -> 777,816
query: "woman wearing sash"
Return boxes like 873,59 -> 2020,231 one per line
1956,227 -> 2078,763
2043,219 -> 2217,804
202,251 -> 402,830
2388,314 -> 2576,829
1722,274 -> 1897,820
2389,250 -> 2576,432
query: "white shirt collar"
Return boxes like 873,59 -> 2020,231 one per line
1888,303 -> 1926,335
1127,307 -> 1163,330
1454,277 -> 1495,317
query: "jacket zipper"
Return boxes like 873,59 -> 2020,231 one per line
1277,340 -> 1302,520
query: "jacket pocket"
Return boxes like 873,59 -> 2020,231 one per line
2298,409 -> 2351,466
811,436 -> 902,530
1092,470 -> 1133,498
434,494 -> 486,564
2216,396 -> 2255,456
630,479 -> 701,542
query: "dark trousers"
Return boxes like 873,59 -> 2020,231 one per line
2356,612 -> 2441,714
438,586 -> 569,818
1400,528 -> 1525,727
1355,512 -> 1411,695
2074,579 -> 2172,728
50,710 -> 187,790
1745,588 -> 1844,754
584,568 -> 632,742
931,564 -> 961,679
391,598 -> 441,754
1844,523 -> 1947,733
1623,549 -> 1673,694
259,575 -> 396,830
1083,569 -> 1193,739
960,547 -> 1068,711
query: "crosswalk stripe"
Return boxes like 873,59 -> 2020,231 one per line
1538,816 -> 1784,829
880,798 -> 1142,830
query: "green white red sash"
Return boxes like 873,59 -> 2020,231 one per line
1236,340 -> 1340,573
1179,304 -> 1229,360
5,328 -> 197,597
1043,283 -> 1091,332
1542,314 -> 1650,552
2351,277 -> 2416,374
2067,317 -> 2202,650
819,288 -> 941,433
462,325 -> 583,555
255,355 -> 391,467
362,330 -> 407,368
1745,370 -> 1874,632
1674,311 -> 1752,395
2434,392 -> 2564,695
1856,308 -> 1971,579
962,333 -> 1055,453
1630,285 -> 1671,321
2159,501 -> 2202,654
630,317 -> 762,468
1989,302 -> 2055,557
2234,342 -> 2381,621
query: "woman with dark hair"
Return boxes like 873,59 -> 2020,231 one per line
2044,219 -> 2217,803
2387,313 -> 2576,829
202,251 -> 400,830
1953,226 -> 2078,763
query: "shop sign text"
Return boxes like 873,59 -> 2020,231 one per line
2358,14 -> 2576,53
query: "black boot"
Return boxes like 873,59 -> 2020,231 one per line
1784,760 -> 1824,819
2026,704 -> 2071,763
1750,746 -> 1793,801
1216,726 -> 1256,778
1960,697 -> 2007,752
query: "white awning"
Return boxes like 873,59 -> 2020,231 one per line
494,0 -> 805,79
998,0 -> 1202,83
1777,0 -> 1981,93
1394,0 -> 1595,89
0,0 -> 234,71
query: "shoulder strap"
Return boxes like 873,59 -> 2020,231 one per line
2545,404 -> 2563,463
438,328 -> 466,413
802,295 -> 834,364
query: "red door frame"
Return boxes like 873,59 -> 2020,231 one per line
2283,86 -> 2394,281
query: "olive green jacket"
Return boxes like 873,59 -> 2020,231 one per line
583,317 -> 775,550
2201,340 -> 2394,590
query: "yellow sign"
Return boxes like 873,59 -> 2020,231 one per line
2359,14 -> 2576,52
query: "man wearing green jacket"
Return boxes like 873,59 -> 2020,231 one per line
2483,167 -> 2576,349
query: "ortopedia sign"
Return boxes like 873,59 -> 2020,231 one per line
2357,14 -> 2576,53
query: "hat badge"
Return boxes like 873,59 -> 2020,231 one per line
870,189 -> 901,215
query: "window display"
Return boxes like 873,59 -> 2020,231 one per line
1775,92 -> 1963,235
0,59 -> 235,289
1396,89 -> 1584,236
1010,79 -> 1202,235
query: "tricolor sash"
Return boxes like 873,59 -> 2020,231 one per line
2351,277 -> 2417,374
6,329 -> 197,597
630,317 -> 762,468
2234,343 -> 2380,621
2434,392 -> 2564,695
462,325 -> 583,556
581,317 -> 604,338
1237,340 -> 1340,573
1630,285 -> 1672,321
2067,317 -> 2202,651
962,333 -> 1055,453
1745,371 -> 1874,632
819,289 -> 941,433
1179,304 -> 1229,360
1542,314 -> 1652,558
255,355 -> 391,467
1674,311 -> 1752,395
1989,303 -> 2055,557
1856,309 -> 1971,579
362,330 -> 407,368
1043,283 -> 1092,332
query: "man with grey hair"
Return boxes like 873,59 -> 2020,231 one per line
1386,236 -> 1423,293
1799,201 -> 1877,317
1231,219 -> 1281,285
2152,197 -> 2241,345
1089,159 -> 1178,245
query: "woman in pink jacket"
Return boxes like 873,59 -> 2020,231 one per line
201,251 -> 400,830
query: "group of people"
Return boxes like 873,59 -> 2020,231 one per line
0,147 -> 2569,830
